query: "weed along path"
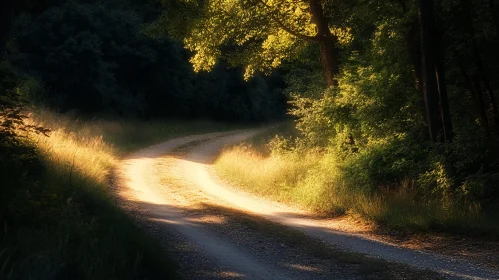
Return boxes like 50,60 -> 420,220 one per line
117,129 -> 499,280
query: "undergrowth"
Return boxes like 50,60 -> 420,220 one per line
214,125 -> 499,236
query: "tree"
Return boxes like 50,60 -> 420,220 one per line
418,0 -> 453,142
157,0 -> 348,87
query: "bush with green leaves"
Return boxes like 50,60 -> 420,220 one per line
286,0 -> 499,212
0,61 -> 46,197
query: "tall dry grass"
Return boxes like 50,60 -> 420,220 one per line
214,132 -> 499,235
215,145 -> 318,203
1,109 -> 241,279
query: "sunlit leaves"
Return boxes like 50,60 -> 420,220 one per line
173,0 -> 320,78
330,26 -> 353,45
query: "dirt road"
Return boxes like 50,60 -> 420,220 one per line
117,129 -> 499,280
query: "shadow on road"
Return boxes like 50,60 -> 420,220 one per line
120,195 -> 449,280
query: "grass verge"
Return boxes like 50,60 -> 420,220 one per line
214,124 -> 499,236
0,109 -> 244,279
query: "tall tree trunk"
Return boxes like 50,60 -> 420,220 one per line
471,38 -> 499,135
483,78 -> 499,134
473,76 -> 493,139
419,0 -> 442,142
419,0 -> 453,142
460,59 -> 493,139
400,0 -> 423,97
434,20 -> 453,142
319,36 -> 339,87
309,0 -> 339,87
462,0 -> 499,137
405,19 -> 429,134
407,20 -> 424,95
472,77 -> 499,157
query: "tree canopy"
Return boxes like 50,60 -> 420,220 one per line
156,0 -> 356,85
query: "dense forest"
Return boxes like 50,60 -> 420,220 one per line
1,0 -> 499,278
1,0 -> 287,120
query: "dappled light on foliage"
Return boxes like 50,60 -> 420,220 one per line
216,131 -> 498,233
2,0 -> 499,278
181,0 -> 315,78
206,0 -> 499,233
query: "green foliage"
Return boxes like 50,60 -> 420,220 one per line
341,138 -> 425,193
0,61 -> 48,203
275,0 -> 499,228
7,0 -> 287,121
10,1 -> 180,115
3,0 -> 499,241
155,0 -> 312,78
217,125 -> 499,234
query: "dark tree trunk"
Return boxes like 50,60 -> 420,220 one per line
461,0 -> 499,137
473,76 -> 493,139
419,0 -> 453,142
473,78 -> 499,157
319,36 -> 340,87
483,78 -> 499,134
460,58 -> 493,139
309,0 -> 340,87
434,24 -> 453,142
400,0 -> 422,96
407,20 -> 424,95
471,38 -> 499,134
419,0 -> 442,142
406,18 -> 429,135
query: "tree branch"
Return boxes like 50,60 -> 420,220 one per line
257,0 -> 319,42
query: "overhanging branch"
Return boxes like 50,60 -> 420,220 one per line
257,0 -> 318,42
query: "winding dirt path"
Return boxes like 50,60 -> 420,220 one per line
117,129 -> 499,280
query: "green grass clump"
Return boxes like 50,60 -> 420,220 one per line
1,109 -> 241,279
